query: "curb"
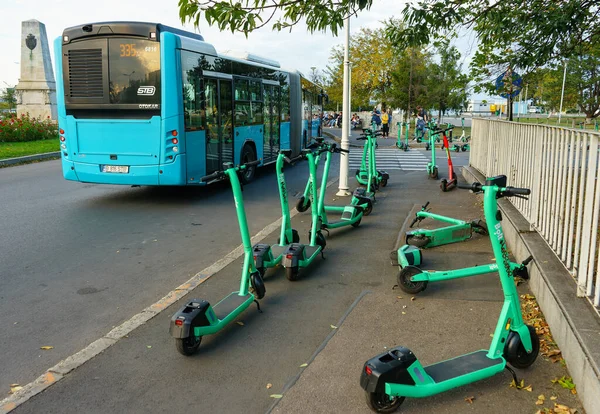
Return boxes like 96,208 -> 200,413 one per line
462,165 -> 600,414
0,152 -> 60,167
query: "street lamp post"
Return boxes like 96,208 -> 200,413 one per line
337,13 -> 351,197
558,60 -> 567,124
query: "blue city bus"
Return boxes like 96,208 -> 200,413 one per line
54,21 -> 324,185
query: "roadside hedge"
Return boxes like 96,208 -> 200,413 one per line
0,113 -> 58,142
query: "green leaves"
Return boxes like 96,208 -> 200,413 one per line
178,0 -> 375,36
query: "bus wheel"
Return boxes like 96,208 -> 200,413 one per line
240,145 -> 257,184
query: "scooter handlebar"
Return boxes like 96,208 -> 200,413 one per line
201,171 -> 224,182
422,201 -> 430,210
502,187 -> 531,196
357,136 -> 368,141
409,217 -> 419,228
458,182 -> 483,192
285,154 -> 304,164
243,159 -> 261,168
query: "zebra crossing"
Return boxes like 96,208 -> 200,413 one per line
347,148 -> 429,171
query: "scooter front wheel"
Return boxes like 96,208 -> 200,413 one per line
175,334 -> 202,356
504,325 -> 540,369
406,235 -> 430,248
365,391 -> 404,413
363,200 -> 373,216
380,178 -> 388,188
397,266 -> 428,294
296,196 -> 311,213
440,179 -> 448,192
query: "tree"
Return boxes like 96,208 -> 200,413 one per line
1,84 -> 16,111
323,25 -> 403,111
425,41 -> 470,121
178,0 -> 375,36
388,47 -> 431,120
388,0 -> 599,71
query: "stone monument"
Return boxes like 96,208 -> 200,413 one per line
15,19 -> 57,120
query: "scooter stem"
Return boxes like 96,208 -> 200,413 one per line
226,168 -> 254,296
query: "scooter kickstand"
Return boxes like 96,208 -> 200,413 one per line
254,300 -> 263,313
505,365 -> 520,385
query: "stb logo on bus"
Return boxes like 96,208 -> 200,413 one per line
137,86 -> 156,96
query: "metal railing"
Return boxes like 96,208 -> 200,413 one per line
470,119 -> 600,308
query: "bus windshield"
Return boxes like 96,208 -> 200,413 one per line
107,38 -> 161,105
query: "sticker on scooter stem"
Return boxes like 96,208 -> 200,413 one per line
494,222 -> 504,241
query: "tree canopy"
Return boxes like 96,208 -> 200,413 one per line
178,0 -> 374,36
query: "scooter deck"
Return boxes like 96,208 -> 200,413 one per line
271,244 -> 286,259
424,350 -> 503,383
213,292 -> 253,320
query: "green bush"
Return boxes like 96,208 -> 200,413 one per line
0,113 -> 58,142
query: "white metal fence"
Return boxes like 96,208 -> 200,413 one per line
470,119 -> 600,308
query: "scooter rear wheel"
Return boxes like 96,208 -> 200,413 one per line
440,179 -> 448,192
397,266 -> 428,294
351,216 -> 362,228
504,325 -> 540,369
380,178 -> 388,187
286,266 -> 300,281
175,333 -> 202,356
365,391 -> 404,413
429,167 -> 438,179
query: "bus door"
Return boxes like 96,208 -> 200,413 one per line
263,80 -> 281,162
204,75 -> 233,174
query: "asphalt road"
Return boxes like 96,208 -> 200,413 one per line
0,157 -> 336,396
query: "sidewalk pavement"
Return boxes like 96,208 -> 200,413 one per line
3,162 -> 584,414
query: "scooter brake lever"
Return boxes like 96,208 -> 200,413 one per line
513,195 -> 529,201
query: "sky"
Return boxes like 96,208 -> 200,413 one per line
0,0 -> 485,99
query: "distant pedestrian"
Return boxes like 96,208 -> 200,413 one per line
371,109 -> 381,130
381,109 -> 390,138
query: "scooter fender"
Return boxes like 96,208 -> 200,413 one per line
282,243 -> 305,268
378,170 -> 390,181
169,300 -> 211,339
360,346 -> 418,393
252,243 -> 272,268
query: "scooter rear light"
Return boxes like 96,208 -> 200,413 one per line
175,317 -> 184,326
286,254 -> 293,259
365,365 -> 372,375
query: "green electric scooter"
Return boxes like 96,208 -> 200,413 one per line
280,148 -> 327,281
169,160 -> 265,356
316,142 -> 373,231
356,127 -> 389,188
452,117 -> 470,152
252,150 -> 302,277
361,175 -> 539,412
396,176 -> 531,294
296,139 -> 325,213
425,129 -> 439,179
396,121 -> 410,151
404,201 -> 487,248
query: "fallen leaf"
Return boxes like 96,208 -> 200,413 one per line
40,346 -> 54,350
147,345 -> 152,349
396,296 -> 403,299
550,396 -> 558,401
535,394 -> 545,405
465,396 -> 475,404
9,385 -> 23,394
236,321 -> 245,326
330,325 -> 337,329
270,394 -> 283,399
401,312 -> 406,315
299,363 -> 308,367
523,384 -> 533,392
411,296 -> 416,301
266,383 -> 272,389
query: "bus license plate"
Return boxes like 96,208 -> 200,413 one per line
103,165 -> 129,174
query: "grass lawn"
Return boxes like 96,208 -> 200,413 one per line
0,140 -> 60,160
